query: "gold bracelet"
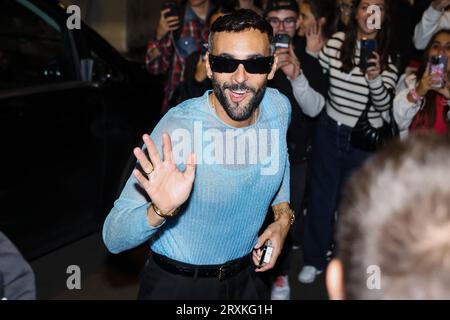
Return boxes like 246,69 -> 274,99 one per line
151,203 -> 180,219
273,207 -> 295,226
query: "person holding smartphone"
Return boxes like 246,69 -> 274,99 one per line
146,0 -> 215,114
177,7 -> 232,102
394,29 -> 450,138
263,0 -> 336,299
299,0 -> 399,284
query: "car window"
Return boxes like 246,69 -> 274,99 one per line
79,36 -> 124,83
0,0 -> 76,91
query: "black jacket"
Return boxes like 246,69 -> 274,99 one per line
268,36 -> 328,164
0,232 -> 36,300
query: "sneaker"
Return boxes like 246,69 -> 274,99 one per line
298,266 -> 323,284
271,275 -> 290,300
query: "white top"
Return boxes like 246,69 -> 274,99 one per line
413,5 -> 450,50
318,32 -> 398,128
289,72 -> 325,118
393,73 -> 423,138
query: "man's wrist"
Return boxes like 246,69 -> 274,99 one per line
272,206 -> 295,227
286,69 -> 301,81
147,204 -> 166,227
151,203 -> 180,218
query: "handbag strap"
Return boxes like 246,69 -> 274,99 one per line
359,86 -> 396,122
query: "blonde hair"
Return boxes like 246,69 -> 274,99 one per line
338,133 -> 450,299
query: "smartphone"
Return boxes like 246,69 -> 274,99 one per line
258,240 -> 273,267
162,2 -> 179,18
429,55 -> 448,89
200,42 -> 208,59
274,34 -> 291,50
359,38 -> 377,71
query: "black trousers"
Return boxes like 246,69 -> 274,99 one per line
137,253 -> 270,300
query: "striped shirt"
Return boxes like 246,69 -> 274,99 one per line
319,32 -> 399,127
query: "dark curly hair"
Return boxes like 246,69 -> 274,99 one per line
208,9 -> 274,53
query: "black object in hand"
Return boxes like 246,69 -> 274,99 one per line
359,38 -> 377,71
200,42 -> 208,58
162,2 -> 179,18
274,34 -> 291,49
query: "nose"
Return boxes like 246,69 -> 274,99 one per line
232,63 -> 248,84
279,22 -> 286,32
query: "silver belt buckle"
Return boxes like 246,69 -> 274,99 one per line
218,266 -> 225,281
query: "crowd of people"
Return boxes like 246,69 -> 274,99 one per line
3,0 -> 450,301
102,0 -> 450,300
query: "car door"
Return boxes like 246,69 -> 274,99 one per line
0,0 -> 113,259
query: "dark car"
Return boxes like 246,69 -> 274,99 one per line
0,0 -> 162,259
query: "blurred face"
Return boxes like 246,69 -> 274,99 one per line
428,33 -> 450,71
266,9 -> 299,38
356,0 -> 385,38
190,0 -> 208,7
206,29 -> 276,121
338,0 -> 353,26
298,3 -> 316,37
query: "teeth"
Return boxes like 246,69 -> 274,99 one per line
232,90 -> 247,94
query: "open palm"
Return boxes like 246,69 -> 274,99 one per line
133,133 -> 196,214
306,22 -> 324,55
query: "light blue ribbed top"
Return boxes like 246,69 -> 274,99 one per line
103,88 -> 291,264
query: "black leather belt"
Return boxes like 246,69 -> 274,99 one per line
152,252 -> 252,281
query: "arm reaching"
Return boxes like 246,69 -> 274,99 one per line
413,2 -> 450,50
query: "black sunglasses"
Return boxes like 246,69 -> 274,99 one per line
209,54 -> 274,74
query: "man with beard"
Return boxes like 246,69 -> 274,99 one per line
103,9 -> 295,300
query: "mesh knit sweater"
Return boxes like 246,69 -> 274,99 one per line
103,88 -> 291,264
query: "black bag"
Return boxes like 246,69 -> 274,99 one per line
350,89 -> 399,152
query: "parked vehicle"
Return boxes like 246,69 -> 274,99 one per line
0,0 -> 162,259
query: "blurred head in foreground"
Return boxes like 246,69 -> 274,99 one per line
328,133 -> 450,299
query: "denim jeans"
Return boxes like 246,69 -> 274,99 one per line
302,114 -> 372,270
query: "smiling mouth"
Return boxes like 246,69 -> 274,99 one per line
229,89 -> 249,103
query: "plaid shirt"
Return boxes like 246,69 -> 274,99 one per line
146,4 -> 212,114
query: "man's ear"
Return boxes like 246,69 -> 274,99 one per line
296,17 -> 301,31
326,258 -> 345,300
205,52 -> 213,79
267,54 -> 278,81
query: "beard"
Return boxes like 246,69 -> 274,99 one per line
211,77 -> 267,121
